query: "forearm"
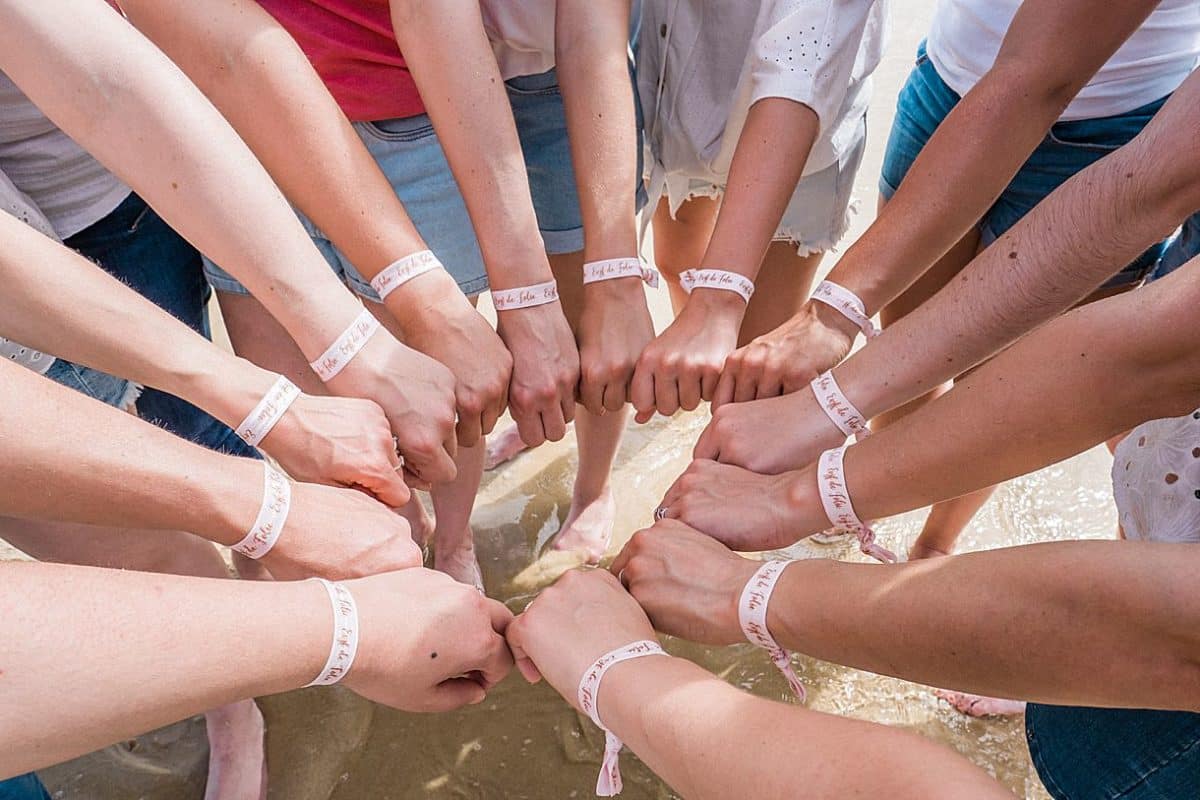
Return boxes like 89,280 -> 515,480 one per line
390,0 -> 550,286
771,542 -> 1200,711
602,656 -> 1008,799
120,0 -> 439,321
0,359 -> 257,545
0,562 -> 326,777
827,0 -> 1159,314
0,0 -> 363,356
838,78 -> 1200,421
812,262 -> 1200,524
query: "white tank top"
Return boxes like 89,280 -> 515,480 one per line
926,0 -> 1200,120
0,71 -> 128,239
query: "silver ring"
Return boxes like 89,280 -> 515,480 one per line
617,568 -> 629,588
654,506 -> 668,521
393,453 -> 406,474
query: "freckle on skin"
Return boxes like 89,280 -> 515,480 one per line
1008,251 -> 1017,259
430,651 -> 438,659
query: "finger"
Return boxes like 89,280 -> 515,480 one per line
603,373 -> 629,413
506,634 -> 542,683
480,398 -> 504,438
653,372 -> 680,418
371,463 -> 412,508
541,405 -> 568,443
560,391 -> 576,426
677,369 -> 702,411
711,366 -> 737,410
421,440 -> 458,485
456,411 -> 484,450
580,374 -> 606,417
475,632 -> 516,689
428,677 -> 488,711
733,370 -> 759,404
693,420 -> 719,461
402,466 -> 430,492
609,538 -> 638,581
513,406 -> 547,449
755,369 -> 784,401
700,368 -> 721,404
486,597 -> 515,635
629,359 -> 656,422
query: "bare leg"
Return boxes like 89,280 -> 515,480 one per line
547,249 -> 624,564
652,196 -> 719,314
741,240 -> 823,344
1,519 -> 266,800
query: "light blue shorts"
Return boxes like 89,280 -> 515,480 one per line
205,68 -> 644,301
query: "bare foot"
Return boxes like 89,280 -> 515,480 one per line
396,496 -> 435,551
484,424 -> 531,471
550,487 -> 615,565
204,699 -> 266,800
934,689 -> 1027,718
434,531 -> 485,593
908,541 -> 953,561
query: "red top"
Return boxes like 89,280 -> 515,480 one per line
257,0 -> 425,122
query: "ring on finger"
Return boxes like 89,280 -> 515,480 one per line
654,506 -> 668,521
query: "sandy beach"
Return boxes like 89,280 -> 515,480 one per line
13,1 -> 1122,796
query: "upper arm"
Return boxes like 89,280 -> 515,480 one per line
990,0 -> 1160,104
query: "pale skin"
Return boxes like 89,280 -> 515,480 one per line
0,0 -> 459,486
664,254 -> 1200,551
388,0 -> 651,561
696,67 -> 1200,477
0,562 -> 514,780
506,569 -> 1013,799
633,98 -> 825,422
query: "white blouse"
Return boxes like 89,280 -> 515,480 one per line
639,0 -> 888,213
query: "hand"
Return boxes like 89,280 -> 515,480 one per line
577,280 -> 655,415
260,482 -> 421,581
496,303 -> 580,448
325,328 -> 458,487
694,390 -> 846,474
396,274 -> 512,448
611,520 -> 757,645
506,569 -> 657,701
713,301 -> 856,408
658,459 -> 808,551
263,393 -> 410,507
344,568 -> 515,712
630,292 -> 742,423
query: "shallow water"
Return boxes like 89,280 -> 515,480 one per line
20,1 -> 1125,794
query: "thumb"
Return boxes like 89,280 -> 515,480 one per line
426,677 -> 488,712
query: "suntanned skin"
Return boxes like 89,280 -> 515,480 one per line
695,67 -> 1200,477
716,0 -> 1163,400
507,569 -> 1014,799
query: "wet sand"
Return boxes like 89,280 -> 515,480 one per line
19,1 -> 1120,796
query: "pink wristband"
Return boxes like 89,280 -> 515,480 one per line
232,463 -> 291,559
811,280 -> 878,340
236,375 -> 301,447
578,639 -> 668,796
583,257 -> 660,288
491,280 -> 560,311
810,370 -> 871,440
679,269 -> 754,303
739,560 -> 806,701
305,578 -> 360,687
369,250 -> 444,300
309,307 -> 382,382
816,446 -> 897,563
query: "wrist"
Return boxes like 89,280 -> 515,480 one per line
203,357 -> 281,433
482,244 -> 555,290
381,268 -> 473,330
785,466 -> 829,539
684,288 -> 747,324
199,455 -> 269,548
810,299 -> 862,344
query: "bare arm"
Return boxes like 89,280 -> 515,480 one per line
698,69 -> 1200,475
615,523 -> 1200,715
0,0 -> 458,482
389,0 -> 579,449
120,0 -> 511,448
0,357 -> 419,580
508,569 -> 1011,800
0,562 -> 514,778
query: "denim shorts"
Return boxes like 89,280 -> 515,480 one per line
205,67 -> 646,302
1026,703 -> 1200,799
0,774 -> 49,800
1151,211 -> 1200,281
880,42 -> 1170,288
50,193 -> 256,457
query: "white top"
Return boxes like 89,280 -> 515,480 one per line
0,71 -> 129,239
479,1 -> 556,81
639,0 -> 888,214
1112,409 -> 1200,544
927,0 -> 1200,121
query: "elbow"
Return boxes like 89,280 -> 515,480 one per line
984,56 -> 1085,117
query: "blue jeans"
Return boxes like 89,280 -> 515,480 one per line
206,67 -> 646,301
1027,704 -> 1200,799
1152,211 -> 1200,281
880,42 -> 1169,288
0,774 -> 49,800
55,192 -> 255,457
